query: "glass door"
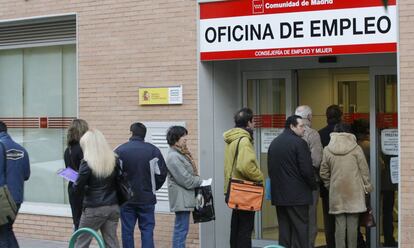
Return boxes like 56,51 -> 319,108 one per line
371,67 -> 398,248
243,71 -> 293,247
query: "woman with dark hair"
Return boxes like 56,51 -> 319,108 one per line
64,119 -> 88,230
320,123 -> 373,248
165,126 -> 204,248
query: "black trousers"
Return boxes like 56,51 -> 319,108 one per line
68,183 -> 84,230
321,193 -> 336,248
276,205 -> 309,248
230,209 -> 255,248
382,190 -> 396,246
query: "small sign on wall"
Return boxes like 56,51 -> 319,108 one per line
139,86 -> 183,105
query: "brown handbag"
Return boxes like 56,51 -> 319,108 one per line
360,207 -> 376,228
225,137 -> 264,211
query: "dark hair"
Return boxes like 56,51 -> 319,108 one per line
0,121 -> 7,133
285,115 -> 302,129
130,122 -> 147,139
166,126 -> 188,146
351,119 -> 369,136
67,119 -> 89,146
334,122 -> 351,133
234,108 -> 254,128
326,105 -> 342,125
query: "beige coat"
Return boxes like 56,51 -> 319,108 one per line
320,133 -> 373,214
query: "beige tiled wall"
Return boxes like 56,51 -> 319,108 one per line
398,0 -> 414,247
0,0 -> 199,246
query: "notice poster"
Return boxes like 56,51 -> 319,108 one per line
139,86 -> 183,105
390,156 -> 399,184
261,128 -> 283,153
381,129 -> 398,156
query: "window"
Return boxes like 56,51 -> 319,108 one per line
0,45 -> 77,204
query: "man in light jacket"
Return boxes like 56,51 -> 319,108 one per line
223,107 -> 264,248
295,105 -> 323,248
268,115 -> 316,248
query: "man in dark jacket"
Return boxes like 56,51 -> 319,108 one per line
268,115 -> 316,248
0,121 -> 30,248
115,122 -> 167,248
318,105 -> 342,248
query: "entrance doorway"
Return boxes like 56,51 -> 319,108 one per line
244,67 -> 398,248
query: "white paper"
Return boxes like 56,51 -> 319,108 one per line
201,178 -> 212,187
381,129 -> 398,156
261,128 -> 283,153
390,157 -> 399,184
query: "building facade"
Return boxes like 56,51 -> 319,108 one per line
0,0 -> 413,247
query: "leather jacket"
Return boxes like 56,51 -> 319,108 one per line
74,159 -> 118,208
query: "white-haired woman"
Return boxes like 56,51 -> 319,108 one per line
73,129 -> 120,248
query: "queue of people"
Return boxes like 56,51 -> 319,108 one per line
0,103 -> 395,248
223,105 -> 376,248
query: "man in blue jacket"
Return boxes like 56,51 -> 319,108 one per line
0,121 -> 30,248
115,122 -> 167,248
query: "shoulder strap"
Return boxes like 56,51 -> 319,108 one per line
229,137 -> 244,178
0,141 -> 7,184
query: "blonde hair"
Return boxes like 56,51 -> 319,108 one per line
80,129 -> 116,178
67,119 -> 89,146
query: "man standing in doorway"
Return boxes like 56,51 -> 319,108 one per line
0,121 -> 30,248
318,105 -> 342,248
224,107 -> 264,248
268,115 -> 316,248
295,105 -> 323,248
115,122 -> 168,248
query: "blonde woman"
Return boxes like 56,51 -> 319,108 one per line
73,129 -> 120,248
64,119 -> 89,230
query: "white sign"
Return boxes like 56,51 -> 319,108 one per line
390,156 -> 399,184
199,1 -> 397,60
381,129 -> 398,156
261,128 -> 283,153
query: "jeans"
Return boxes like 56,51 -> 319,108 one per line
0,204 -> 20,248
173,211 -> 190,248
230,209 -> 255,248
75,205 -> 120,248
120,203 -> 155,248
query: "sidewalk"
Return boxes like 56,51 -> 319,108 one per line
19,237 -> 69,248
18,237 -> 100,248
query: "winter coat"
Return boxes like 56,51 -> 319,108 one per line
301,119 -> 323,181
268,128 -> 316,206
320,133 -> 373,214
166,147 -> 202,212
319,123 -> 336,148
115,136 -> 167,205
0,132 -> 30,204
64,142 -> 83,172
74,159 -> 119,208
223,128 -> 264,193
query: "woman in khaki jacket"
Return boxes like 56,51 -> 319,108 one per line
320,123 -> 373,248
